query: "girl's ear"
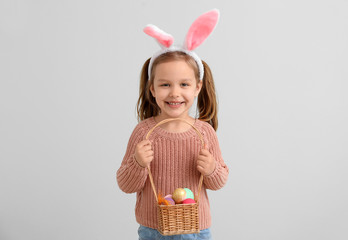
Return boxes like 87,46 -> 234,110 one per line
195,80 -> 203,97
150,84 -> 156,98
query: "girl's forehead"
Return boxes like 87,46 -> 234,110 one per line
156,60 -> 193,70
154,60 -> 196,79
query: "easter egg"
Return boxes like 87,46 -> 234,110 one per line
172,188 -> 186,204
182,198 -> 196,204
184,188 -> 194,199
164,196 -> 175,205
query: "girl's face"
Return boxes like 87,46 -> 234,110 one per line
150,60 -> 202,121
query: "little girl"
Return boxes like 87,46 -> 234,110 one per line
117,9 -> 229,240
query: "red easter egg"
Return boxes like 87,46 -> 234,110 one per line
182,198 -> 196,204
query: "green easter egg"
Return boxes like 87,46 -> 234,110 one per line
184,188 -> 194,199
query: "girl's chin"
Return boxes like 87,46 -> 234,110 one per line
160,111 -> 190,120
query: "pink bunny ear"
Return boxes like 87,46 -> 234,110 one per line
185,9 -> 220,51
144,24 -> 174,48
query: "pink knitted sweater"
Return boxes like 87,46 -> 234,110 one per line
117,117 -> 229,230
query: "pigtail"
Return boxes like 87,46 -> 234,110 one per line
137,58 -> 161,122
197,61 -> 218,131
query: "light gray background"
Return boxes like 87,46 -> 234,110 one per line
1,0 -> 347,239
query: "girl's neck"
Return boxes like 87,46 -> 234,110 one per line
153,115 -> 196,133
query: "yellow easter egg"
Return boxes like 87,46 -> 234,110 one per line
172,188 -> 186,204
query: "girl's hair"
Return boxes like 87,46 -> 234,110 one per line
137,51 -> 218,130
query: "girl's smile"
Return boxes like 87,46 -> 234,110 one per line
167,101 -> 184,108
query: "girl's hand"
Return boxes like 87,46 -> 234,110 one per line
134,140 -> 154,168
197,145 -> 216,176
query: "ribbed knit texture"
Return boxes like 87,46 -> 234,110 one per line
117,117 -> 229,230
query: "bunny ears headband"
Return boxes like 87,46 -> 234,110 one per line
144,9 -> 220,80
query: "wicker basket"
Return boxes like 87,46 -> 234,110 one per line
146,118 -> 204,236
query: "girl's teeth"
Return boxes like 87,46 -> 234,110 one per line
168,102 -> 181,105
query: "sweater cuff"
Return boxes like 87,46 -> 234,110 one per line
204,160 -> 220,178
132,154 -> 147,169
130,154 -> 148,174
203,160 -> 227,190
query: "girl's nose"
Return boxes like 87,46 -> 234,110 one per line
170,86 -> 180,98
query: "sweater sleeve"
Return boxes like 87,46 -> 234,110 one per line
202,124 -> 229,190
116,123 -> 149,194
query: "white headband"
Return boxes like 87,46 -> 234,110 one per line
144,9 -> 220,81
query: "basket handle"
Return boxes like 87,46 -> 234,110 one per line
145,118 -> 204,203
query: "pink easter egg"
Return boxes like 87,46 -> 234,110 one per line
182,198 -> 196,204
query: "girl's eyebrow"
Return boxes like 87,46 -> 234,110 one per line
157,78 -> 194,82
184,79 -> 195,82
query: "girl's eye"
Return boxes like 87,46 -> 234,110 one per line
181,83 -> 189,87
160,84 -> 170,87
